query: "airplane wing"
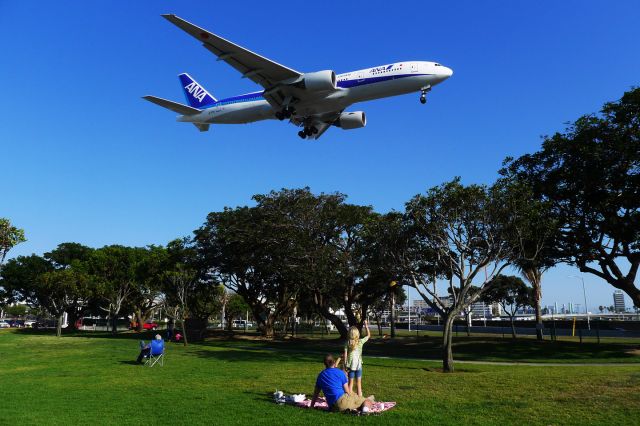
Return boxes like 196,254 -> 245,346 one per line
162,14 -> 301,90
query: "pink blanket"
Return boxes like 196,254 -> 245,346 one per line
295,397 -> 396,413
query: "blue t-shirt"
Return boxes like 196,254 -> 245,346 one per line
315,367 -> 347,407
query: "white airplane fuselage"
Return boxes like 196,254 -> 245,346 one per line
178,61 -> 452,125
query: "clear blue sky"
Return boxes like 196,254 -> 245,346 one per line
2,1 -> 639,310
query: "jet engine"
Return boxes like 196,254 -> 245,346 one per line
300,70 -> 336,91
336,111 -> 366,129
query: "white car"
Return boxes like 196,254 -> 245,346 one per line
24,320 -> 35,328
0,321 -> 10,329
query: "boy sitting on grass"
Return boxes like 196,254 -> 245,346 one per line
311,354 -> 374,413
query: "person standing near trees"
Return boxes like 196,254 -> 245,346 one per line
343,320 -> 371,397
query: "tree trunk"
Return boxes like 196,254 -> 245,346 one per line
521,267 -> 544,340
182,316 -> 188,347
532,278 -> 544,340
375,312 -> 382,336
111,314 -> 118,335
466,310 -> 472,336
317,305 -> 348,339
135,308 -> 145,332
262,317 -> 275,338
442,313 -> 455,373
510,316 -> 517,339
56,313 -> 63,337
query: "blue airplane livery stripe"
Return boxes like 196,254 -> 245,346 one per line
336,73 -> 432,89
211,73 -> 431,106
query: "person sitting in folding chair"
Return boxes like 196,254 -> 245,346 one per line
136,334 -> 165,366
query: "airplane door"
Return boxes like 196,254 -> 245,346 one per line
410,63 -> 418,73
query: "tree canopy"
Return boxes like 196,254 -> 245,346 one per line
502,87 -> 640,306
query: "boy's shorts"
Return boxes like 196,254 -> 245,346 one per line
348,368 -> 362,379
334,393 -> 366,412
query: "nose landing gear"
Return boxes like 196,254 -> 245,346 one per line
419,85 -> 432,104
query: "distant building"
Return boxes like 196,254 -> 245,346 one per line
413,300 -> 428,310
471,301 -> 491,318
613,290 -> 626,312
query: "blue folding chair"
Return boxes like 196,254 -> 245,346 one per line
144,339 -> 165,367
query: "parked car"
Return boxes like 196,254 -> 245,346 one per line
129,321 -> 158,330
8,320 -> 25,328
232,320 -> 253,328
24,320 -> 36,328
143,322 -> 158,330
0,321 -> 10,329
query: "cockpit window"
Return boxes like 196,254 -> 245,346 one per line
434,63 -> 441,66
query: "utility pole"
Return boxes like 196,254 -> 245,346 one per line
390,281 -> 397,338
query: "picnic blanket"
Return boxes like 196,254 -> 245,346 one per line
295,397 -> 396,413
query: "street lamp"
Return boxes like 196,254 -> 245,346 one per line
569,275 -> 590,330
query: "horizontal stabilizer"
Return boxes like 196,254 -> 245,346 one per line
193,123 -> 210,132
142,95 -> 201,115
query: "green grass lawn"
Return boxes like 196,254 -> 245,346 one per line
1,330 -> 639,425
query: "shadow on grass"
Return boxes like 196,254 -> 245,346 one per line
186,347 -> 320,365
13,329 -> 638,363
118,360 -> 141,366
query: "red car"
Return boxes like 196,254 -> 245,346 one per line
129,321 -> 158,330
143,322 -> 158,330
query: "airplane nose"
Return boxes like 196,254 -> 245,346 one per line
443,66 -> 453,78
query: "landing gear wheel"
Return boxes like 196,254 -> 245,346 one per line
284,109 -> 292,119
275,111 -> 285,120
311,126 -> 319,134
298,130 -> 307,139
419,85 -> 431,105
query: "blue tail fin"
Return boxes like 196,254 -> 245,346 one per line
178,73 -> 217,108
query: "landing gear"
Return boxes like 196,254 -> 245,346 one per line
298,126 -> 318,139
276,106 -> 296,121
419,85 -> 431,104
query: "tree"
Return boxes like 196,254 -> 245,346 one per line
163,237 -> 223,344
493,179 -> 558,341
195,200 -> 300,338
482,275 -> 534,339
37,268 -> 94,337
0,255 -> 54,312
395,179 -> 528,372
129,245 -> 168,332
0,218 -> 26,272
88,246 -> 145,334
44,243 -> 95,330
503,88 -> 640,306
163,266 -> 195,346
5,304 -> 28,317
224,293 -> 249,331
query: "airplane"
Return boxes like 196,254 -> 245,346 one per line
144,14 -> 453,140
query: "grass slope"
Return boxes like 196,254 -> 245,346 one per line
0,330 -> 639,425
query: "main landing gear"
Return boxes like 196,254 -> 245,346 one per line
298,126 -> 319,139
275,106 -> 295,120
420,85 -> 432,104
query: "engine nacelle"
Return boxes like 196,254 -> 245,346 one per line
336,111 -> 366,130
301,70 -> 336,91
